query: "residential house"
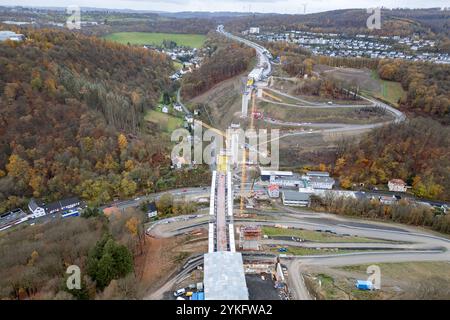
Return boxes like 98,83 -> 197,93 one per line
388,179 -> 407,192
172,155 -> 188,169
145,202 -> 158,218
28,199 -> 47,218
268,184 -> 280,198
379,195 -> 397,205
173,103 -> 183,112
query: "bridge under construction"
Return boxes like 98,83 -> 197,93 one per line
203,152 -> 249,300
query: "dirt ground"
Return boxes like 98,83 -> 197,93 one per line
136,233 -> 208,298
272,77 -> 370,105
277,133 -> 346,168
304,261 -> 450,300
187,74 -> 247,131
258,101 -> 390,124
246,274 -> 282,300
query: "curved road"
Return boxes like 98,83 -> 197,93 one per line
147,207 -> 450,300
217,26 -> 406,141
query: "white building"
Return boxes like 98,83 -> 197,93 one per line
0,31 -> 25,42
268,184 -> 280,198
28,199 -> 46,218
249,27 -> 260,34
270,175 -> 304,188
302,171 -> 335,190
146,202 -> 158,218
161,106 -> 169,113
306,176 -> 335,190
298,180 -> 314,193
388,179 -> 407,192
260,169 -> 293,182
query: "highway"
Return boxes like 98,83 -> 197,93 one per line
147,206 -> 450,300
144,26 -> 443,301
101,187 -> 210,211
216,26 -> 406,141
217,25 -> 272,78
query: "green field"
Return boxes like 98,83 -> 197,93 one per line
144,110 -> 183,133
262,226 -> 383,243
103,32 -> 206,48
367,71 -> 406,106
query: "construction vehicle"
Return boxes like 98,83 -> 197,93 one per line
252,111 -> 263,120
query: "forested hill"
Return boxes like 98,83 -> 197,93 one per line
226,8 -> 450,41
0,28 -> 174,212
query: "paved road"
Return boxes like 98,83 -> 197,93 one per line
102,187 -> 210,211
217,25 -> 272,78
216,27 -> 406,146
260,87 -> 405,135
147,206 -> 450,300
176,88 -> 192,116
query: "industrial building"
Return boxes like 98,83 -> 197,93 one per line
302,171 -> 335,190
282,191 -> 311,207
298,179 -> 314,193
261,169 -> 293,181
239,226 -> 262,250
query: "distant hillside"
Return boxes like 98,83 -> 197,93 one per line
334,118 -> 450,201
225,8 -> 450,38
0,28 -> 175,212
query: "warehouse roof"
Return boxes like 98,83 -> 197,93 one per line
260,169 -> 293,176
306,171 -> 330,177
282,190 -> 311,202
203,252 -> 249,300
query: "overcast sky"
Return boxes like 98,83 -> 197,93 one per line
1,0 -> 448,14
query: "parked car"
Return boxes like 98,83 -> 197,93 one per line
173,288 -> 186,297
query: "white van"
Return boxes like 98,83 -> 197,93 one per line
173,288 -> 186,297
